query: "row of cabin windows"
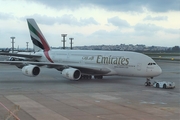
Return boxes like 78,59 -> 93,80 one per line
148,63 -> 156,65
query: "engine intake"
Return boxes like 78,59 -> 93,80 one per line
62,68 -> 81,80
22,65 -> 40,77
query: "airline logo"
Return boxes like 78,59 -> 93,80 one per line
82,55 -> 129,65
97,55 -> 129,65
27,19 -> 53,63
27,20 -> 50,51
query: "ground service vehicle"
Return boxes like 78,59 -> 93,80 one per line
153,81 -> 175,89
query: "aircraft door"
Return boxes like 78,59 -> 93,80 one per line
137,63 -> 142,71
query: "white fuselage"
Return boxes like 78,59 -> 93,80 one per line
34,49 -> 162,78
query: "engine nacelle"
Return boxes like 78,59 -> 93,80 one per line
22,65 -> 40,77
62,68 -> 81,80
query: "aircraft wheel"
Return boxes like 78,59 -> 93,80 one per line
148,82 -> 151,86
80,75 -> 85,79
94,75 -> 103,79
85,75 -> 88,79
144,82 -> 151,86
86,75 -> 89,79
145,78 -> 152,86
144,82 -> 148,86
156,83 -> 159,88
163,84 -> 166,89
88,75 -> 92,79
98,75 -> 103,79
81,75 -> 92,80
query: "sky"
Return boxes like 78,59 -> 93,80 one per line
0,0 -> 179,48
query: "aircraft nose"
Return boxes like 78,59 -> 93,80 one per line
157,66 -> 162,75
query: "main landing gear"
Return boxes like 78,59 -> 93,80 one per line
80,75 -> 92,79
94,75 -> 103,79
80,75 -> 103,80
144,77 -> 153,86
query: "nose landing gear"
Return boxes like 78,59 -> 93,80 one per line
145,77 -> 153,86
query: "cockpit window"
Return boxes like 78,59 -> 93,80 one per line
148,63 -> 156,65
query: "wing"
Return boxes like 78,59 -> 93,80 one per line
0,61 -> 111,75
0,52 -> 41,58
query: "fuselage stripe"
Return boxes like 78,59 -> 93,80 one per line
44,51 -> 54,63
28,21 -> 50,51
31,36 -> 44,50
28,21 -> 53,63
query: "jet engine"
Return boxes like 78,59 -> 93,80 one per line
22,65 -> 40,77
62,68 -> 81,80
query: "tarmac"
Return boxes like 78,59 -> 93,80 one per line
0,57 -> 179,120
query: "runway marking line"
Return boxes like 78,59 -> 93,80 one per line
5,95 -> 69,120
0,101 -> 20,120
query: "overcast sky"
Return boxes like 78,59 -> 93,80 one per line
0,0 -> 179,48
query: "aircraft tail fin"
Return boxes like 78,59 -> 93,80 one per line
27,18 -> 51,52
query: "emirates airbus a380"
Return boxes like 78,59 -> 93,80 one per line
0,19 -> 162,86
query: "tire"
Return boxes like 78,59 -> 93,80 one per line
94,75 -> 103,79
87,75 -> 92,79
163,84 -> 166,89
81,75 -> 92,79
156,83 -> 159,88
144,82 -> 148,86
148,82 -> 151,86
99,76 -> 103,79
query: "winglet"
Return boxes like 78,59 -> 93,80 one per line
27,19 -> 51,52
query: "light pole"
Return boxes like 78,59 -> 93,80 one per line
69,38 -> 74,50
10,37 -> 15,53
61,34 -> 67,49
